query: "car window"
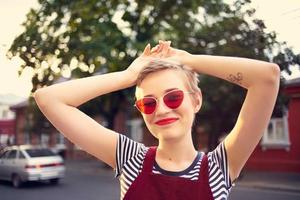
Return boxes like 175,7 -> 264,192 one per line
0,151 -> 4,158
18,150 -> 26,159
25,148 -> 56,157
7,150 -> 17,159
0,150 -> 9,159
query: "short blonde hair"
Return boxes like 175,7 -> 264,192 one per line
136,59 -> 200,93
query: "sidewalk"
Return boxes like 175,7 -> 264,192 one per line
235,170 -> 300,193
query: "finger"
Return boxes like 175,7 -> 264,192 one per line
164,41 -> 170,47
150,45 -> 161,57
166,41 -> 171,47
166,46 -> 171,57
150,46 -> 156,52
143,43 -> 150,52
143,43 -> 151,55
151,45 -> 159,53
152,47 -> 162,56
167,41 -> 171,46
158,41 -> 164,52
162,42 -> 170,55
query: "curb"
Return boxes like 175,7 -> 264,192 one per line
236,181 -> 300,193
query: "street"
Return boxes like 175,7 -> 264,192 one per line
229,186 -> 300,200
0,160 -> 299,200
0,160 -> 120,200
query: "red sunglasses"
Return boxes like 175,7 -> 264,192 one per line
134,89 -> 193,114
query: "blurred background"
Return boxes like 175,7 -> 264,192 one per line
0,0 -> 300,200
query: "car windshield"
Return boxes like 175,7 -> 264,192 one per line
25,149 -> 56,157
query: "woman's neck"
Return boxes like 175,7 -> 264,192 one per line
156,134 -> 198,165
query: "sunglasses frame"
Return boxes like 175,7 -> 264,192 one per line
134,89 -> 194,114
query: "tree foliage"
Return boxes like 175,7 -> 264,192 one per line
9,0 -> 299,149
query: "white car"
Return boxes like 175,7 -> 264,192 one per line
0,145 -> 65,188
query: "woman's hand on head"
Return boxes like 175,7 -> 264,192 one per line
151,40 -> 191,64
125,41 -> 192,84
126,43 -> 157,83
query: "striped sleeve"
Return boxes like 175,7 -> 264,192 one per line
114,134 -> 145,178
207,141 -> 233,199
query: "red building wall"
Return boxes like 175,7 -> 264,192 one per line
0,120 -> 15,135
245,83 -> 300,172
14,108 -> 26,145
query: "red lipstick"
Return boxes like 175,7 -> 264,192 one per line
155,118 -> 178,126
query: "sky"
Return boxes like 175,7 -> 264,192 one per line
0,0 -> 300,98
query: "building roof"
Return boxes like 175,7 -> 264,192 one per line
0,93 -> 26,106
284,77 -> 300,87
10,99 -> 28,109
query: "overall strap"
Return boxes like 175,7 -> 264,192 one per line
142,146 -> 157,173
198,153 -> 210,182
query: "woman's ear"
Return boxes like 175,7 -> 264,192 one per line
194,90 -> 202,113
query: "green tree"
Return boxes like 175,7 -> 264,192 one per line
8,0 -> 299,149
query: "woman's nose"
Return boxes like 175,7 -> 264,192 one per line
155,100 -> 172,115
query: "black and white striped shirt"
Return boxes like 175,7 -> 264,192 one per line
114,134 -> 233,200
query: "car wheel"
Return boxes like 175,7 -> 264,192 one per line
12,174 -> 22,188
49,178 -> 60,185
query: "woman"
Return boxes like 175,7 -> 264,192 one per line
34,40 -> 280,200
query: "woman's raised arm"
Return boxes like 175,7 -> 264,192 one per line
34,44 -> 152,168
156,41 -> 280,182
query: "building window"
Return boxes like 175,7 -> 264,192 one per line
24,132 -> 30,144
41,133 -> 49,147
0,134 -> 8,145
260,113 -> 291,151
3,110 -> 8,118
56,133 -> 65,145
127,119 -> 143,142
55,133 -> 66,151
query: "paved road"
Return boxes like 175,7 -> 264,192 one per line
0,160 -> 299,200
229,186 -> 300,200
0,161 -> 119,200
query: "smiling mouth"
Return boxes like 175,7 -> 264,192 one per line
155,118 -> 178,126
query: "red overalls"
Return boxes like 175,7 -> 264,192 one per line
123,146 -> 214,200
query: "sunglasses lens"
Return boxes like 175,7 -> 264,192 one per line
135,90 -> 185,114
136,98 -> 156,114
164,90 -> 184,109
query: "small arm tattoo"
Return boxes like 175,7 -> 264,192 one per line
227,72 -> 243,85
